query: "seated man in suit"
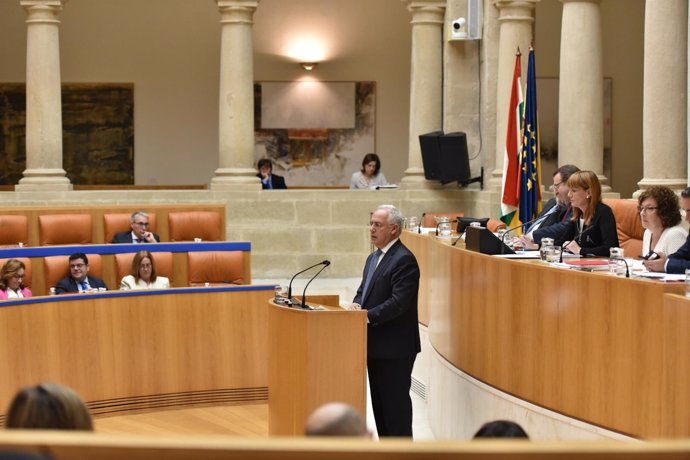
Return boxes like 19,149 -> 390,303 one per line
305,402 -> 371,438
520,164 -> 580,248
644,187 -> 690,274
256,158 -> 287,190
55,253 -> 108,294
111,211 -> 160,244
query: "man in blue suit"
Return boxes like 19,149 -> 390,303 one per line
345,204 -> 420,437
644,187 -> 690,274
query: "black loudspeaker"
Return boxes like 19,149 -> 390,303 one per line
419,131 -> 472,185
439,132 -> 471,185
419,131 -> 444,181
465,226 -> 515,255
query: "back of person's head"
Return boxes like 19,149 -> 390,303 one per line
305,402 -> 371,437
681,187 -> 690,199
473,420 -> 529,439
5,382 -> 93,431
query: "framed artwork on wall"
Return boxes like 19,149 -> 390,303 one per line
254,81 -> 376,187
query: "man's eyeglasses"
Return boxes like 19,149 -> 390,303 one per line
550,182 -> 563,192
133,221 -> 150,227
637,206 -> 658,214
70,263 -> 86,270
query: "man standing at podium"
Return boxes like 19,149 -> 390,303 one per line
347,204 -> 420,437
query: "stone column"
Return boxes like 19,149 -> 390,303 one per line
400,0 -> 445,189
558,0 -> 607,189
490,0 -> 538,189
16,0 -> 72,191
211,0 -> 261,190
638,0 -> 688,192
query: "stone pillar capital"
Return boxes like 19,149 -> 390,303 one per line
216,0 -> 259,20
493,1 -> 539,23
401,0 -> 446,24
21,0 -> 66,23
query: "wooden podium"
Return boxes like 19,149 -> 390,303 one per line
268,297 -> 368,436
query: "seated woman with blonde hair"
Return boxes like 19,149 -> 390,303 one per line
5,382 -> 93,430
120,250 -> 170,290
0,259 -> 32,300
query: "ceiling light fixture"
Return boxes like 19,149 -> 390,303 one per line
300,62 -> 318,71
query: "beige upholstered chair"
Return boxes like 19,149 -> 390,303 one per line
38,214 -> 92,245
169,211 -> 222,242
187,251 -> 246,286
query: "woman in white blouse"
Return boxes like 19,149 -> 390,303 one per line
638,186 -> 687,259
120,250 -> 170,290
350,153 -> 388,189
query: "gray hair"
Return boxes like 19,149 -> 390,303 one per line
130,211 -> 149,223
376,204 -> 404,232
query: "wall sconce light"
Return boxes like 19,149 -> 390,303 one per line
300,62 -> 318,71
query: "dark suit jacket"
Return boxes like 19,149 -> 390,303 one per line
256,173 -> 287,190
555,202 -> 619,257
55,275 -> 108,294
667,234 -> 690,274
532,204 -> 573,243
111,231 -> 161,244
353,239 -> 420,359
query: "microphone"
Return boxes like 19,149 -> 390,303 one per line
299,261 -> 331,309
610,254 -> 630,278
500,215 -> 540,254
559,224 -> 594,263
287,260 -> 330,306
419,213 -> 426,234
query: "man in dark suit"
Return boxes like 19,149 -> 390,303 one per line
521,164 -> 580,247
345,204 -> 420,437
645,187 -> 690,273
111,210 -> 160,244
256,158 -> 287,190
55,253 -> 108,294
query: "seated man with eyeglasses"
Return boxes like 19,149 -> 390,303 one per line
55,253 -> 108,294
111,211 -> 160,244
643,187 -> 690,274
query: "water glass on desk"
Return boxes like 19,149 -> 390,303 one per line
407,216 -> 419,231
609,247 -> 626,276
540,238 -> 554,262
685,269 -> 690,298
545,245 -> 561,263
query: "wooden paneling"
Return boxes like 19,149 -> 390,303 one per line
402,232 -> 690,438
268,302 -> 367,435
0,288 -> 272,418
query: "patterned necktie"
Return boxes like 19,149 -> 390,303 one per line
80,281 -> 89,292
362,249 -> 382,300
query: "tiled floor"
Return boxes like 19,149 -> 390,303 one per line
257,277 -> 436,440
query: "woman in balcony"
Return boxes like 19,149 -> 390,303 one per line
0,258 -> 32,300
120,250 -> 170,290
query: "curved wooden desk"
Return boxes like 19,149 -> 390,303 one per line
0,286 -> 273,422
402,231 -> 690,438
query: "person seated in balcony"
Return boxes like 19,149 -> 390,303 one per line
350,153 -> 388,189
5,382 -> 93,431
55,253 -> 108,294
112,210 -> 160,244
644,187 -> 690,274
556,170 -> 619,257
256,158 -> 287,190
120,250 -> 170,290
0,259 -> 32,300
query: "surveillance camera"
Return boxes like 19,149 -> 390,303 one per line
451,17 -> 467,40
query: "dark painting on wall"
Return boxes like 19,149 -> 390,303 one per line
0,83 -> 134,185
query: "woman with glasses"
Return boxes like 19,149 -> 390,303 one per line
558,170 -> 619,256
0,258 -> 32,299
120,250 -> 170,290
637,186 -> 687,260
